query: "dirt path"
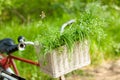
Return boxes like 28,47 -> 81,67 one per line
66,59 -> 120,80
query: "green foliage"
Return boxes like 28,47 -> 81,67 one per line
0,0 -> 120,23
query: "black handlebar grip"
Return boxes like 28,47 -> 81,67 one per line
6,45 -> 18,54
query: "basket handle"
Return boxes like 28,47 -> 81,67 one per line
60,19 -> 76,34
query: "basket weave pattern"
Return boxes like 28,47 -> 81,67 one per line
39,40 -> 90,78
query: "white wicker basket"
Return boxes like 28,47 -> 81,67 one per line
39,40 -> 90,78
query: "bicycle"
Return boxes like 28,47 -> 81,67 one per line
0,36 -> 40,80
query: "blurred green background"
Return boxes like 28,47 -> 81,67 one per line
0,0 -> 120,80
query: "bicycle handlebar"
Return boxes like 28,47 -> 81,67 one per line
2,41 -> 34,54
18,41 -> 34,51
0,36 -> 35,54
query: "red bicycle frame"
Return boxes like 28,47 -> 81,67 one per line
6,54 -> 39,75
